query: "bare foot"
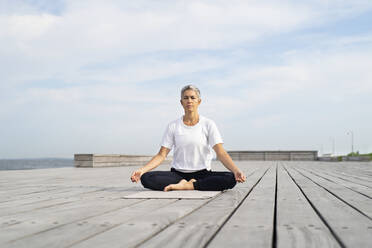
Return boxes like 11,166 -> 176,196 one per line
164,179 -> 196,192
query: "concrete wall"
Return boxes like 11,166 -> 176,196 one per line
74,154 -> 172,168
341,156 -> 370,162
228,151 -> 318,161
318,156 -> 339,162
318,156 -> 371,162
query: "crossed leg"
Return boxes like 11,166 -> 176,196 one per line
141,170 -> 236,191
164,179 -> 196,192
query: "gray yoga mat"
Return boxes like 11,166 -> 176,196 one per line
123,190 -> 221,199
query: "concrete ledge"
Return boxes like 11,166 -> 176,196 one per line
74,154 -> 172,168
228,150 -> 318,161
318,156 -> 371,162
318,156 -> 339,162
341,156 -> 371,161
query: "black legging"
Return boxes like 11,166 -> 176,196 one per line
141,168 -> 237,191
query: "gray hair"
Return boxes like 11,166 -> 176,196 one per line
181,85 -> 201,99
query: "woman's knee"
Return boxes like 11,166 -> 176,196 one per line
226,172 -> 237,189
140,171 -> 179,191
200,172 -> 236,191
140,172 -> 152,188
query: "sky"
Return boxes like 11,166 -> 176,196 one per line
1,0 -> 372,158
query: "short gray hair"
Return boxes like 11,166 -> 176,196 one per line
181,85 -> 201,99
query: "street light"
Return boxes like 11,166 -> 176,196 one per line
347,131 -> 354,154
330,137 -> 335,156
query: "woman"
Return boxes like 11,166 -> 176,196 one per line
130,85 -> 246,191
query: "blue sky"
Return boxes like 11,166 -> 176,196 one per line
1,0 -> 372,158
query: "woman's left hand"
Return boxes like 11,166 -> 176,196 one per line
234,170 -> 246,183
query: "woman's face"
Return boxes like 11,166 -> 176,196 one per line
180,89 -> 201,112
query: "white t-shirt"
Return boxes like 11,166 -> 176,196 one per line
160,115 -> 223,172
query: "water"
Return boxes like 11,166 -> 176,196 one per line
0,158 -> 74,171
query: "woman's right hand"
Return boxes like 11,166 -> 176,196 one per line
131,169 -> 144,183
130,147 -> 168,183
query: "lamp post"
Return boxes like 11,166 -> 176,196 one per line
347,131 -> 354,154
330,137 -> 335,156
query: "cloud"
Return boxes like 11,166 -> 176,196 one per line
1,1 -> 372,157
1,0 -> 372,87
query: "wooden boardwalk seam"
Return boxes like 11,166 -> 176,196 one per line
0,161 -> 371,248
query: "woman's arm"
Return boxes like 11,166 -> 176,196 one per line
213,143 -> 246,183
130,146 -> 170,182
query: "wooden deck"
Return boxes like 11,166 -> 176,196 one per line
1,161 -> 371,248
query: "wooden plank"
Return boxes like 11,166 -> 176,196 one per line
207,164 -> 277,248
0,183 -> 143,219
294,167 -> 372,219
0,186 -> 63,202
302,162 -> 372,184
327,162 -> 372,174
285,166 -> 372,248
0,166 -> 137,188
325,166 -> 372,183
0,164 -> 156,206
276,164 -> 340,248
297,162 -> 372,187
2,199 -> 177,248
0,186 -> 143,235
0,197 -> 145,245
138,165 -> 270,248
0,166 -> 141,194
0,186 -> 103,206
3,161 -> 370,248
298,166 -> 372,198
65,199 -> 211,248
1,161 -> 259,248
0,187 -> 141,217
0,167 -> 143,224
302,163 -> 372,188
123,190 -> 221,199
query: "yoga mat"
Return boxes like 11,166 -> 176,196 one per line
123,190 -> 221,199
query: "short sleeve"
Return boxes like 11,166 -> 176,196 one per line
160,123 -> 174,149
208,120 -> 223,148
